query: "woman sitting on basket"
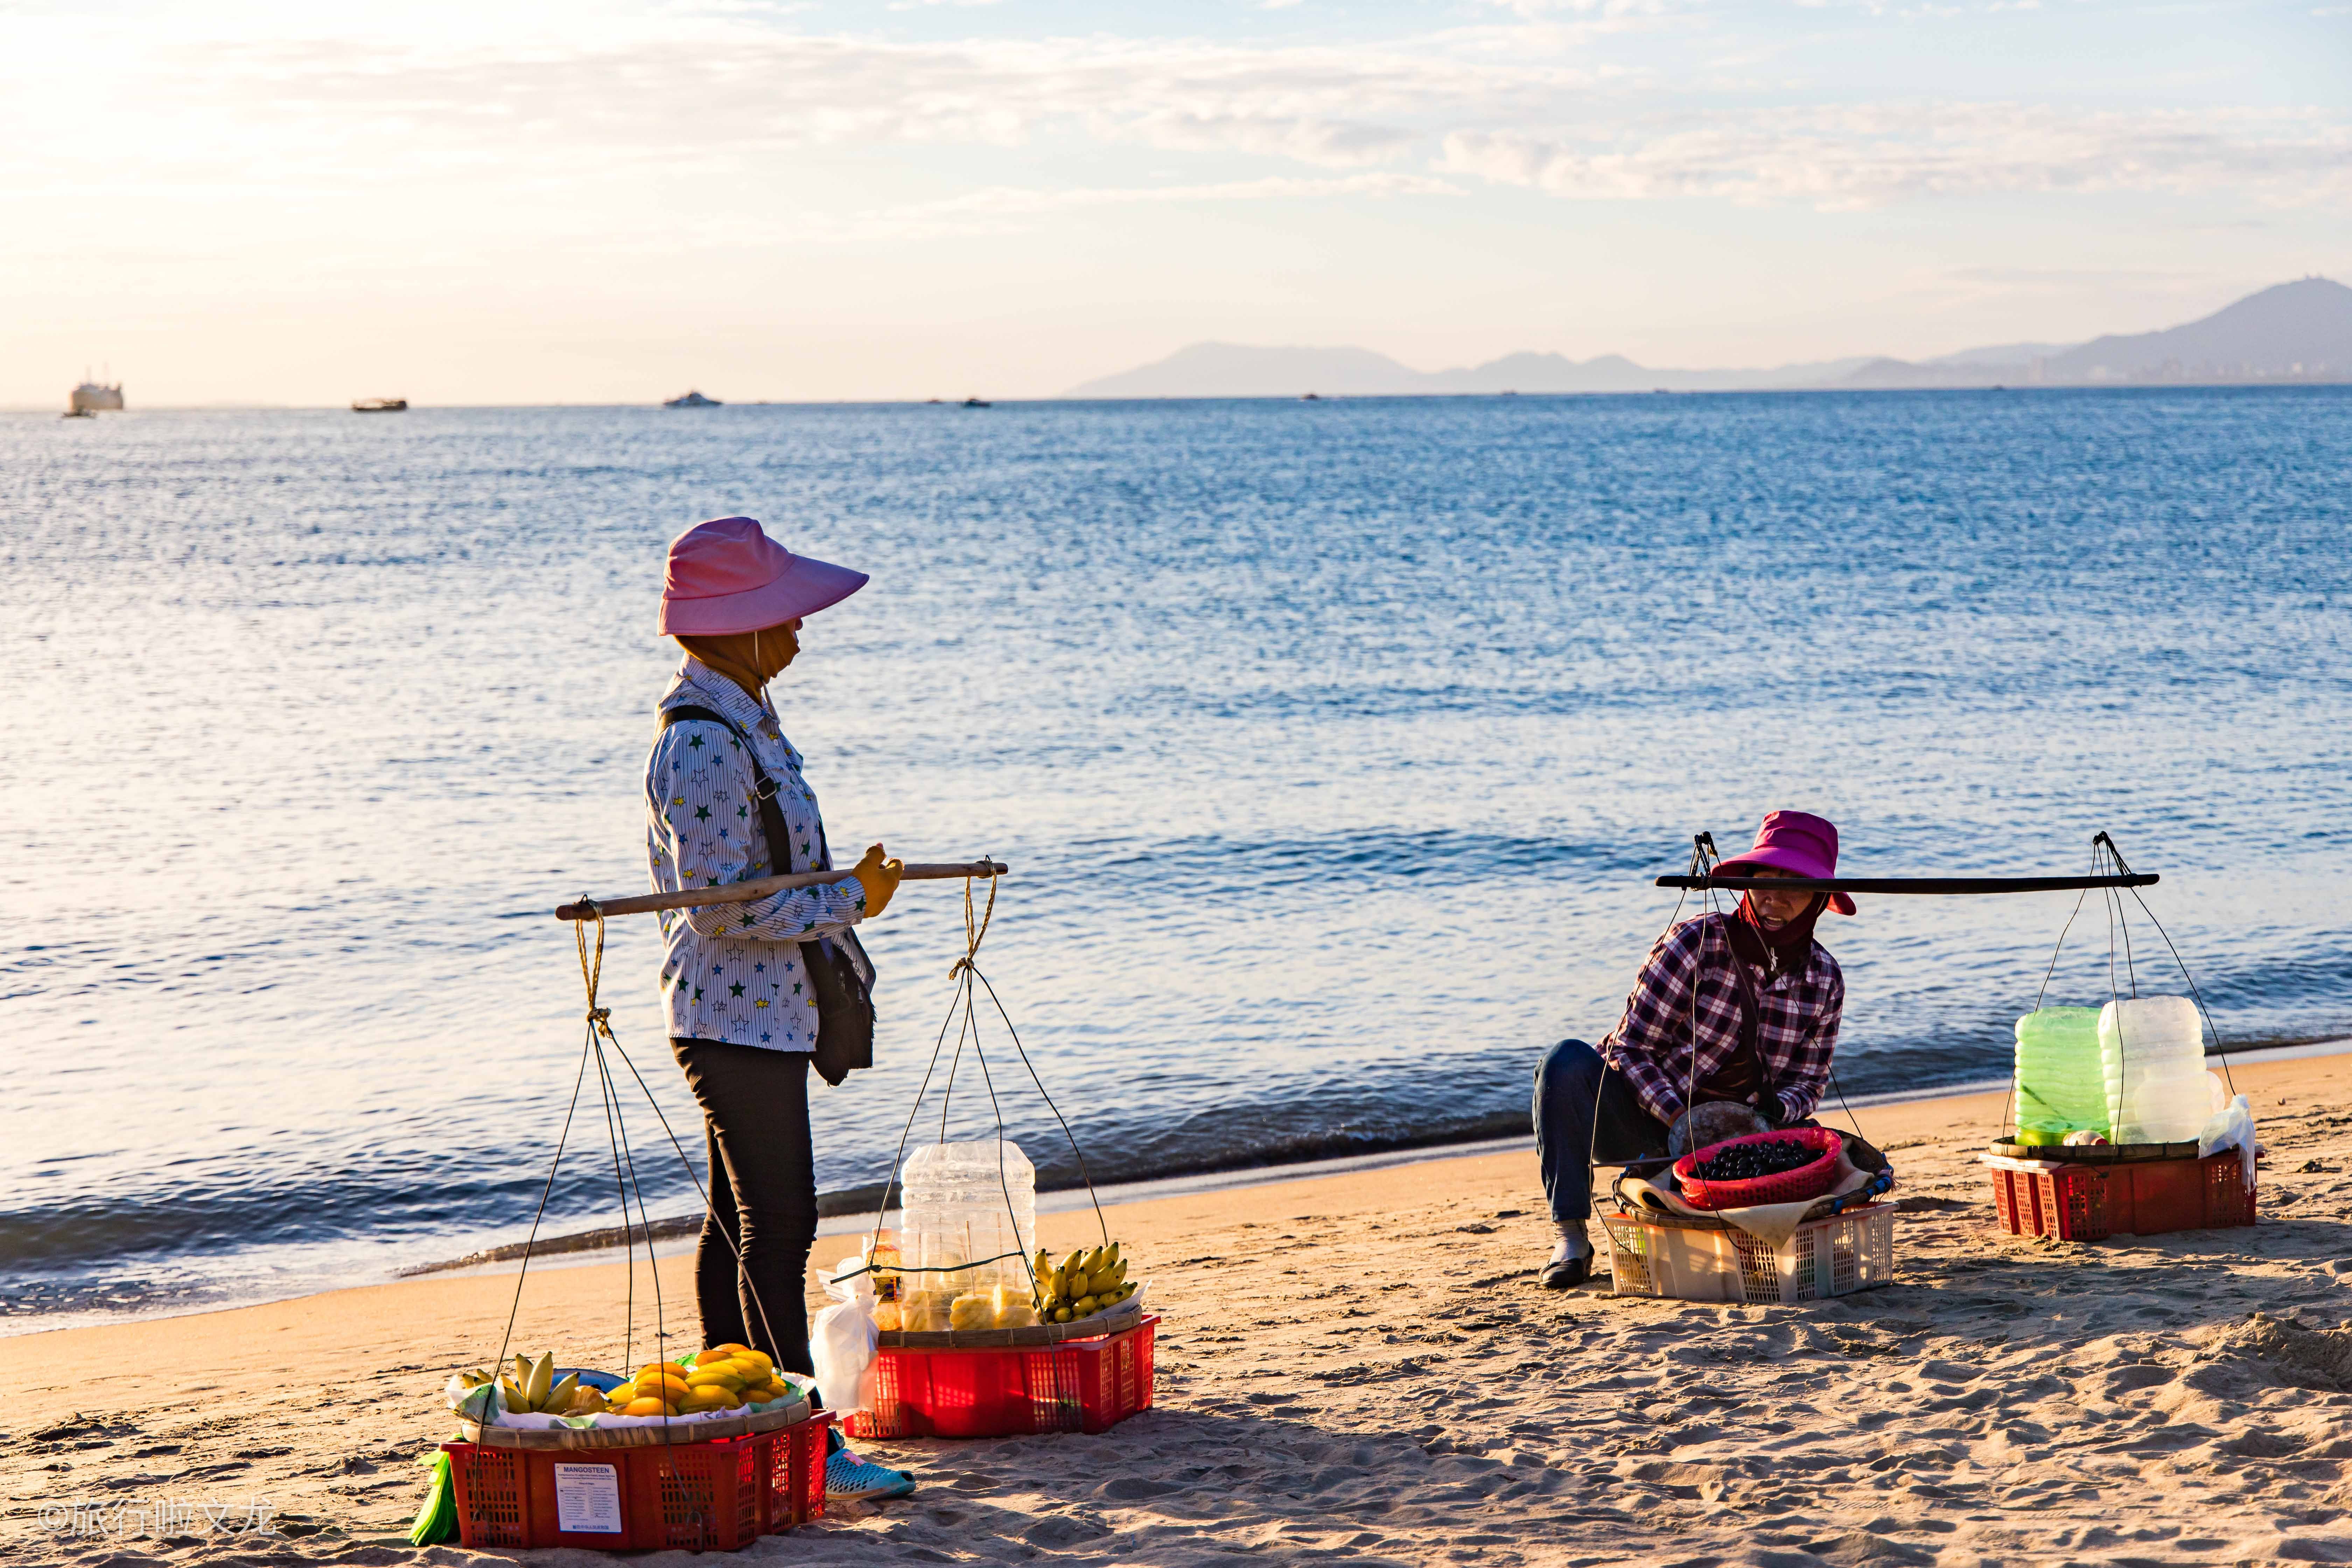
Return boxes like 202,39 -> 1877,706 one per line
1530,811 -> 1853,1290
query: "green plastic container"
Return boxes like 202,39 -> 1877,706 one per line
2012,1006 -> 2108,1139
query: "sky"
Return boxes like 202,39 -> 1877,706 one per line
3,0 -> 2347,405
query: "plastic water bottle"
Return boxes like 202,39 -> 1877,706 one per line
2099,996 -> 2208,1143
2012,1007 -> 2107,1140
898,1140 -> 1037,1300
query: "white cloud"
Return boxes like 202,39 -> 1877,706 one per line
1440,105 -> 2352,210
1482,0 -> 1682,14
0,29 -> 1576,195
2,16 -> 2333,219
774,170 -> 1463,242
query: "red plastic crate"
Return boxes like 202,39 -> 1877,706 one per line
1989,1152 -> 2256,1240
1990,1161 -> 2110,1240
443,1411 -> 829,1552
752,1409 -> 832,1533
847,1315 -> 1156,1440
2108,1151 -> 2258,1234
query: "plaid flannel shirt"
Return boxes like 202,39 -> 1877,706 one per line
1599,912 -> 1844,1127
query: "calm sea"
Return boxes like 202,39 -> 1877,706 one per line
5,389 -> 2348,1330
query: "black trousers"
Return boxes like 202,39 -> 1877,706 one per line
669,1038 -> 817,1376
1531,1038 -> 1670,1225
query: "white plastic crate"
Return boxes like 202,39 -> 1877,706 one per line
1599,1204 -> 1894,1303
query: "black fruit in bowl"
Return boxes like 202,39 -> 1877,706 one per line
1690,1138 -> 1818,1183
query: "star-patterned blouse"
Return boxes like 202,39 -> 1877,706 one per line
643,657 -> 867,1052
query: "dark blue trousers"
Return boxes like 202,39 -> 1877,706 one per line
1532,1039 -> 1671,1224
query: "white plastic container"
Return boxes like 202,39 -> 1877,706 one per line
2098,996 -> 2209,1144
897,1140 -> 1037,1301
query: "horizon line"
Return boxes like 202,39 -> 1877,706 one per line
15,382 -> 2352,416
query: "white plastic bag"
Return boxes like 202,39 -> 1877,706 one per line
809,1253 -> 879,1414
2197,1093 -> 2258,1190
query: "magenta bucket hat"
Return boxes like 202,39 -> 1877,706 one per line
659,516 -> 868,636
1715,810 -> 1856,915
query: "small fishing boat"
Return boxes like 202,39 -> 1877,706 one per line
962,396 -> 990,408
1300,392 -> 1321,401
352,397 -> 408,413
664,390 -> 721,408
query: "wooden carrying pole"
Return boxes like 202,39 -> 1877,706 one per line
557,860 -> 1008,922
1655,873 -> 2157,895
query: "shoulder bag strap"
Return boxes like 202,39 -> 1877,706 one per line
656,703 -> 875,1085
660,705 -> 798,876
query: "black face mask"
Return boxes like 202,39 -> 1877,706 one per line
1724,889 -> 1827,981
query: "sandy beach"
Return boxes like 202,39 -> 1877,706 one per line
6,1052 -> 2351,1567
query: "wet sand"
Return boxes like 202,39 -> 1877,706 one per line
6,1053 -> 2351,1567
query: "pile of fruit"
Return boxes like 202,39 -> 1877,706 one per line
883,1281 -> 1038,1332
867,1242 -> 1138,1332
605,1345 -> 793,1417
1032,1243 -> 1133,1324
456,1353 -> 610,1418
1689,1138 -> 1820,1183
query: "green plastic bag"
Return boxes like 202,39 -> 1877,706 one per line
409,1450 -> 457,1547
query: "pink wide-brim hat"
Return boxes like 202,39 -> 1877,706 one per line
659,516 -> 868,636
1715,810 -> 1856,916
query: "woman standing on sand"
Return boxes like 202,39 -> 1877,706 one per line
647,516 -> 914,1499
1531,811 -> 1852,1289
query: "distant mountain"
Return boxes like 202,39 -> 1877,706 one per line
1065,278 -> 2352,398
1424,351 -> 1656,394
2043,278 -> 2352,381
1066,342 -> 1871,398
1925,342 -> 2072,369
1067,343 -> 1434,398
1836,278 -> 2352,388
1418,351 -> 1877,394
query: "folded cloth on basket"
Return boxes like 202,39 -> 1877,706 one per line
1616,1173 -> 1710,1219
1712,1157 -> 1875,1248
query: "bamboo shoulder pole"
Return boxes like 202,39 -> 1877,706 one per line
557,860 -> 1008,922
1654,873 -> 2158,894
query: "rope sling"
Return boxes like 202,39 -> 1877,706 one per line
1589,828 -> 2227,1208
835,870 -> 1120,1343
485,908 -> 795,1467
491,861 -> 1122,1462
2004,830 -> 2237,1141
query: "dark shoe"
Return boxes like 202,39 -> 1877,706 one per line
1539,1226 -> 1593,1290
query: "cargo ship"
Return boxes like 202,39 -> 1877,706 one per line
66,378 -> 124,416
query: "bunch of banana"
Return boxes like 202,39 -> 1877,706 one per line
1032,1242 -> 1135,1324
605,1345 -> 793,1418
482,1352 -> 607,1416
